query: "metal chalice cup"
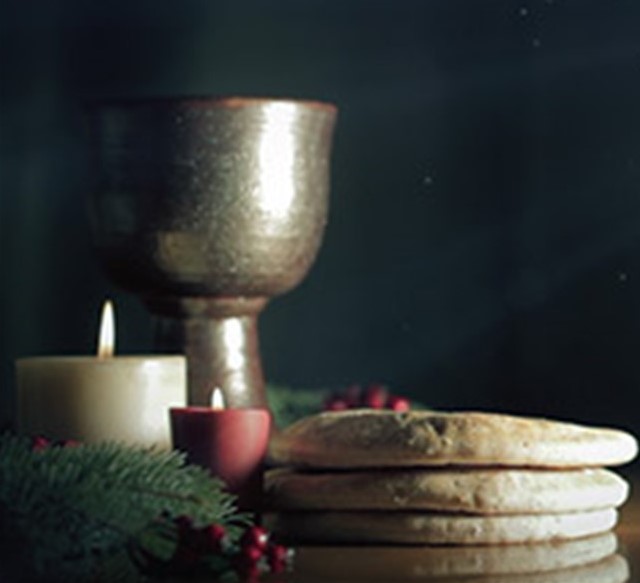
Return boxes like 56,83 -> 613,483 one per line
87,97 -> 337,407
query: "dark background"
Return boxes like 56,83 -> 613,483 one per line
1,0 -> 639,468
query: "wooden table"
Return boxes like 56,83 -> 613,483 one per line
258,480 -> 640,582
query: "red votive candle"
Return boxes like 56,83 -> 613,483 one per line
170,390 -> 271,511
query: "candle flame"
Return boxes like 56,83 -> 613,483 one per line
97,300 -> 115,358
211,387 -> 225,410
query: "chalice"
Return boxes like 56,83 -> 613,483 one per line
87,97 -> 337,408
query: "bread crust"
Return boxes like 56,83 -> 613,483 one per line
265,467 -> 629,514
269,410 -> 638,468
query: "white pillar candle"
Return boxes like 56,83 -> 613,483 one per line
15,301 -> 186,449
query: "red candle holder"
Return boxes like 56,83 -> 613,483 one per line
170,405 -> 271,511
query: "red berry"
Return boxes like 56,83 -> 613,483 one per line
325,397 -> 348,411
364,384 -> 388,409
241,526 -> 269,551
205,523 -> 225,543
270,559 -> 286,574
267,543 -> 292,571
240,543 -> 263,564
387,395 -> 410,412
61,439 -> 81,448
197,523 -> 226,553
32,436 -> 50,451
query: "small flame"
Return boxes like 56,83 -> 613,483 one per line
97,300 -> 115,358
211,388 -> 225,410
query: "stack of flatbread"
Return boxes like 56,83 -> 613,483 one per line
265,410 -> 637,580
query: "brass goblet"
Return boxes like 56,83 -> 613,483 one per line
87,97 -> 337,408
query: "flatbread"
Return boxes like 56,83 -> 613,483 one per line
290,533 -> 619,579
265,467 -> 628,514
264,507 -> 617,544
269,410 -> 638,469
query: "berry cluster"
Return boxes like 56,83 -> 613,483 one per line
171,518 -> 292,579
31,436 -> 80,450
324,384 -> 410,412
171,516 -> 227,570
238,525 -> 293,577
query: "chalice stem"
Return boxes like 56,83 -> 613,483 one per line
150,298 -> 268,408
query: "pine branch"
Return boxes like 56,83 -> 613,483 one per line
267,384 -> 330,428
0,434 -> 248,582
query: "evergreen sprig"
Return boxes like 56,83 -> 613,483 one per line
266,383 -> 426,427
0,434 -> 249,582
267,384 -> 331,428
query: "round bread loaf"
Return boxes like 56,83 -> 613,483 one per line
290,533 -> 619,579
269,410 -> 638,469
265,507 -> 617,544
265,467 -> 628,514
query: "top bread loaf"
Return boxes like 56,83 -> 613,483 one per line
269,410 -> 638,469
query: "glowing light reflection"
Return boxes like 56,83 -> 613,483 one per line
256,105 -> 297,219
